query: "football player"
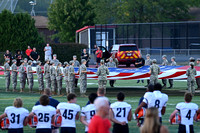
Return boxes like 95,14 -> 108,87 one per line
0,98 -> 29,133
110,92 -> 132,133
170,92 -> 198,133
57,93 -> 80,133
135,83 -> 168,123
80,93 -> 98,133
28,95 -> 56,133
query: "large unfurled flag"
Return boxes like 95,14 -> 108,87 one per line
0,66 -> 199,80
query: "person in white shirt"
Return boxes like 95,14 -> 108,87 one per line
0,98 -> 29,133
44,43 -> 53,61
110,92 -> 132,133
170,92 -> 198,133
29,95 -> 56,133
57,93 -> 80,133
135,83 -> 168,123
80,93 -> 98,133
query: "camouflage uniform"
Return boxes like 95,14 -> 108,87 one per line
73,59 -> 80,87
27,64 -> 34,92
50,64 -> 57,93
196,58 -> 200,89
4,60 -> 10,91
56,63 -> 63,95
11,61 -> 18,91
96,63 -> 109,90
161,56 -> 168,87
145,55 -> 152,85
36,63 -> 44,91
79,60 -> 87,95
18,62 -> 25,91
168,60 -> 177,88
150,62 -> 160,85
44,62 -> 51,89
186,64 -> 197,94
63,63 -> 69,94
52,59 -> 59,66
68,63 -> 75,93
24,59 -> 28,86
107,60 -> 116,87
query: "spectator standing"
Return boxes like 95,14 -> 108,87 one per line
107,58 -> 116,87
81,49 -> 90,67
88,97 -> 111,133
15,50 -> 23,66
11,60 -> 18,92
161,55 -> 168,88
4,58 -> 11,92
196,58 -> 200,90
135,54 -> 145,83
72,55 -> 80,88
95,46 -> 103,68
145,54 -> 152,86
186,62 -> 197,95
44,43 -> 53,61
168,57 -> 176,89
29,47 -> 40,66
25,46 -> 32,60
4,50 -> 12,60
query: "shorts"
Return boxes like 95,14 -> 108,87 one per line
36,128 -> 51,133
113,123 -> 129,133
178,124 -> 194,133
96,58 -> 101,63
61,127 -> 76,133
8,128 -> 23,133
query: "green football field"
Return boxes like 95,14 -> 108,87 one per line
0,76 -> 200,133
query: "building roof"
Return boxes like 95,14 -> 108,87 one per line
32,16 -> 48,28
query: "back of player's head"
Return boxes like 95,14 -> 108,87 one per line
154,83 -> 162,91
89,93 -> 98,104
147,84 -> 154,92
44,88 -> 51,96
67,93 -> 77,101
184,92 -> 192,102
117,92 -> 125,101
13,97 -> 23,108
94,97 -> 109,111
39,95 -> 50,106
97,88 -> 105,96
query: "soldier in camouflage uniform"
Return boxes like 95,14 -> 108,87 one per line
36,61 -> 44,93
68,61 -> 75,93
196,58 -> 200,90
107,58 -> 116,87
145,54 -> 152,86
168,57 -> 177,89
161,55 -> 168,88
72,55 -> 80,87
52,54 -> 59,66
50,61 -> 57,94
4,58 -> 11,92
186,62 -> 197,95
11,60 -> 18,91
27,60 -> 34,92
18,60 -> 25,92
56,62 -> 63,95
149,59 -> 160,85
79,59 -> 88,96
44,59 -> 51,89
96,59 -> 109,92
24,58 -> 28,86
63,62 -> 69,94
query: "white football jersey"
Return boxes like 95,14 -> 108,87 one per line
32,105 -> 56,129
57,102 -> 80,128
110,101 -> 132,123
176,102 -> 198,125
143,91 -> 168,117
5,106 -> 29,129
81,104 -> 96,132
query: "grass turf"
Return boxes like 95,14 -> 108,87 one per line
0,76 -> 200,133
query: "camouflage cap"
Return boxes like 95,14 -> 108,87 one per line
146,54 -> 150,57
50,61 -> 54,65
64,61 -> 69,65
24,58 -> 27,61
28,60 -> 33,64
81,59 -> 86,64
53,54 -> 57,57
152,59 -> 157,63
162,55 -> 167,58
100,59 -> 105,64
189,57 -> 195,61
171,56 -> 175,60
45,59 -> 50,62
37,61 -> 41,64
73,55 -> 77,58
69,61 -> 74,65
189,62 -> 195,66
12,59 -> 17,63
5,58 -> 10,62
197,58 -> 200,61
58,62 -> 62,66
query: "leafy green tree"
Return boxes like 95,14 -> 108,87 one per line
0,10 -> 44,52
48,0 -> 95,42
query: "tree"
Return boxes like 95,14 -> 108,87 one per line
48,0 -> 95,43
0,10 -> 44,52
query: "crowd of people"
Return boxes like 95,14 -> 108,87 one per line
0,85 -> 200,133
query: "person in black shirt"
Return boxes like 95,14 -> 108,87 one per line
81,49 -> 90,67
135,54 -> 145,83
15,50 -> 23,66
4,50 -> 12,65
29,47 -> 40,66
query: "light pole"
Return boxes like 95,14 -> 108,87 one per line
29,0 -> 36,16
